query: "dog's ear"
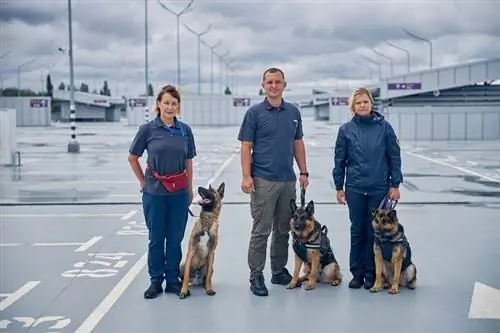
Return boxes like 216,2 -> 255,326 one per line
209,184 -> 214,191
388,209 -> 397,221
306,200 -> 314,216
289,199 -> 297,213
217,182 -> 225,199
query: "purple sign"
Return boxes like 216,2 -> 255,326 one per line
331,97 -> 349,106
387,82 -> 422,90
128,98 -> 147,107
30,99 -> 49,108
233,97 -> 251,107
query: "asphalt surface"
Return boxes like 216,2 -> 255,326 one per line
1,118 -> 499,333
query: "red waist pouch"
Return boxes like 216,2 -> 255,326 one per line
149,167 -> 189,192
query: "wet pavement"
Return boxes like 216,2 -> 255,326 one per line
1,118 -> 499,332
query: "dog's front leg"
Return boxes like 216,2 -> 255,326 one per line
204,252 -> 216,296
286,254 -> 303,289
304,251 -> 319,290
179,250 -> 194,299
369,244 -> 384,293
389,245 -> 403,295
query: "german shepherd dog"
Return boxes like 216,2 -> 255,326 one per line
178,182 -> 225,299
370,197 -> 417,295
286,197 -> 342,291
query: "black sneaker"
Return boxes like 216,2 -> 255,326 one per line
165,282 -> 191,298
250,274 -> 268,296
271,268 -> 293,285
144,281 -> 163,299
348,275 -> 364,289
363,276 -> 375,290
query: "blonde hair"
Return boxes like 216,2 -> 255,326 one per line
348,87 -> 374,115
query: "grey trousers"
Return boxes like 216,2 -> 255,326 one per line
248,176 -> 297,279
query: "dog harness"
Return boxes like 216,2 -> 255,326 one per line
292,221 -> 338,269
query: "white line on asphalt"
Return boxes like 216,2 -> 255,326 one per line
466,160 -> 478,166
0,180 -> 137,185
404,151 -> 500,183
0,281 -> 40,311
121,210 -> 137,220
32,242 -> 86,247
0,243 -> 24,247
74,236 -> 103,252
74,152 -> 239,333
0,213 -> 127,218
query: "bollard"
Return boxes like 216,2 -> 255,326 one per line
67,102 -> 80,153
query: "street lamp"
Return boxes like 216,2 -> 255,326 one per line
402,28 -> 433,69
201,39 -> 222,95
185,23 -> 214,95
214,50 -> 230,94
144,0 -> 150,123
354,59 -> 374,83
360,55 -> 382,80
16,58 -> 36,97
66,0 -> 79,153
371,48 -> 394,77
156,0 -> 195,89
385,40 -> 411,72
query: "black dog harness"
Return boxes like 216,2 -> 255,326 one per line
292,222 -> 338,268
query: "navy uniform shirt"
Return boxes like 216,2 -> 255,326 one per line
129,116 -> 196,195
237,98 -> 303,182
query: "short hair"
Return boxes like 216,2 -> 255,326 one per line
262,67 -> 285,81
155,85 -> 181,115
348,87 -> 373,115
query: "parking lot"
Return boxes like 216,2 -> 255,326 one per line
1,119 -> 499,332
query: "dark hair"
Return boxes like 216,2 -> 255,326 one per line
262,67 -> 285,81
155,85 -> 181,115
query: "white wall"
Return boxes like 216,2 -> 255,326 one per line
0,97 -> 51,127
0,108 -> 17,166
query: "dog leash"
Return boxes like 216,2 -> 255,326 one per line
378,194 -> 398,210
300,188 -> 306,208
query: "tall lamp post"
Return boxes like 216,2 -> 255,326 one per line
201,39 -> 222,95
185,23 -> 214,95
360,55 -> 382,80
144,0 -> 150,123
156,0 -> 195,89
66,0 -> 79,153
403,28 -> 433,69
214,50 -> 229,94
371,48 -> 394,77
385,40 -> 411,72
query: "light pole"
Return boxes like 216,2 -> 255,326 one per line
214,50 -> 229,94
360,55 -> 382,80
371,48 -> 394,77
67,0 -> 79,153
403,28 -> 432,69
185,23 -> 214,95
144,0 -> 149,123
156,0 -> 194,89
201,39 -> 222,95
385,40 -> 411,72
355,59 -> 375,83
16,58 -> 36,96
0,50 -> 11,93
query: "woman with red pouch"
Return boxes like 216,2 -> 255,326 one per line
128,85 -> 197,299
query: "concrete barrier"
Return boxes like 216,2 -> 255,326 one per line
0,97 -> 51,127
0,108 -> 19,166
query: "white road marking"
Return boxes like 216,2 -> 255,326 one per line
120,210 -> 137,220
0,213 -> 127,218
74,236 -> 103,252
0,180 -> 137,185
466,160 -> 478,166
0,243 -> 24,247
444,155 -> 457,162
0,281 -> 40,311
404,151 -> 500,183
74,152 -> 239,333
468,282 -> 500,319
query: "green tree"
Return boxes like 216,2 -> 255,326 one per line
147,83 -> 154,96
224,86 -> 232,95
46,74 -> 53,97
258,88 -> 264,95
58,82 -> 65,90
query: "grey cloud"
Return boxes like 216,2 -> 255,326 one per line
0,1 -> 64,25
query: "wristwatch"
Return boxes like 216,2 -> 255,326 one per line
300,172 -> 309,177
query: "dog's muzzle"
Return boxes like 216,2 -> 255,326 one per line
294,220 -> 307,231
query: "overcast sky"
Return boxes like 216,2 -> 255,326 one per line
1,0 -> 499,96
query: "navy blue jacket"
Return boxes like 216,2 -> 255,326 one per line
332,111 -> 403,194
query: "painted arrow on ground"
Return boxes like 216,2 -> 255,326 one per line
469,282 -> 500,319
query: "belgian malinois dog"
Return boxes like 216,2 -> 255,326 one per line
286,197 -> 342,291
178,182 -> 225,299
370,198 -> 417,295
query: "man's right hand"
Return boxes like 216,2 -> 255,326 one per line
336,190 -> 346,205
241,176 -> 254,194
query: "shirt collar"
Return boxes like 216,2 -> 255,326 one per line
154,115 -> 181,129
263,98 -> 285,111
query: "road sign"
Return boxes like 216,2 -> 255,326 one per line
128,98 -> 147,108
233,97 -> 251,107
387,82 -> 422,90
29,99 -> 48,108
331,97 -> 349,106
468,281 -> 500,319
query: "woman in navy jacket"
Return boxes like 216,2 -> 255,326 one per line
332,87 -> 403,290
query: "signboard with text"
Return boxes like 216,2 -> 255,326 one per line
331,97 -> 349,106
128,98 -> 147,108
387,82 -> 422,90
30,99 -> 49,108
233,97 -> 251,107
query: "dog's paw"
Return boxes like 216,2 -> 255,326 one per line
286,281 -> 299,289
388,285 -> 400,295
205,289 -> 216,296
331,279 -> 341,287
369,283 -> 383,293
178,289 -> 191,299
304,281 -> 316,290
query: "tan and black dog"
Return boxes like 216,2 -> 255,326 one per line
286,199 -> 342,291
178,182 -> 225,299
370,207 -> 417,295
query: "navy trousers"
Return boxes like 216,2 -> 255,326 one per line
142,191 -> 189,285
345,189 -> 387,280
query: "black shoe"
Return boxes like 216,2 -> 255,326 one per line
165,282 -> 190,298
348,276 -> 364,289
363,276 -> 375,290
144,281 -> 163,299
271,268 -> 293,285
250,274 -> 269,296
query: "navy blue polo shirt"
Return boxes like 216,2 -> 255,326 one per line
129,116 -> 196,195
237,98 -> 303,182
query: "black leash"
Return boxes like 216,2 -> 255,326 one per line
300,188 -> 306,208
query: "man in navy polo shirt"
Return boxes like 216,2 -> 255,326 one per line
238,68 -> 309,296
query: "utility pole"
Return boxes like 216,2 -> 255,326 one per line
144,0 -> 149,123
185,23 -> 214,95
67,0 -> 79,153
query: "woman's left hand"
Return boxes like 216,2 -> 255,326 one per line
388,187 -> 400,201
